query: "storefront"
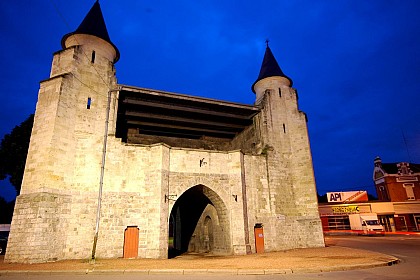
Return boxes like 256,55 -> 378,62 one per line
393,202 -> 420,231
319,201 -> 420,232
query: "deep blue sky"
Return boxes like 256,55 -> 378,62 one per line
1,0 -> 419,201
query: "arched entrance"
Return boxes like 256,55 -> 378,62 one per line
168,184 -> 230,258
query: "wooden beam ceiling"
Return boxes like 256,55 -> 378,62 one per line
116,86 -> 260,141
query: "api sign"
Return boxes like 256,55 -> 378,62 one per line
327,191 -> 368,203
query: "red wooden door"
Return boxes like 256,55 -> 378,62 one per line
123,226 -> 139,258
254,226 -> 264,253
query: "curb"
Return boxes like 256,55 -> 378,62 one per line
0,258 -> 399,276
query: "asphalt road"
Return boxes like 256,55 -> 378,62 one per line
1,235 -> 419,280
272,235 -> 420,280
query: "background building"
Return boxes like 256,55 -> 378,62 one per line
319,157 -> 420,233
373,156 -> 420,202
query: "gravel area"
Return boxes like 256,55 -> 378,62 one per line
0,245 -> 396,272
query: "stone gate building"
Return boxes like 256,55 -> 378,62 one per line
6,2 -> 324,263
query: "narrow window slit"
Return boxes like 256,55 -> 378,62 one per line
91,51 -> 96,63
279,88 -> 282,97
87,97 -> 92,109
283,123 -> 286,133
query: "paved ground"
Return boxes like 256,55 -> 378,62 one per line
0,237 -> 400,275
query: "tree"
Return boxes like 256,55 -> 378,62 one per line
0,114 -> 34,196
317,193 -> 328,203
0,197 -> 15,223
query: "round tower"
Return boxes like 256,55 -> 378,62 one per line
250,43 -> 325,250
61,1 -> 119,64
6,1 -> 120,263
252,42 -> 292,104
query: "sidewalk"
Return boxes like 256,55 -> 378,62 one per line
0,238 -> 400,276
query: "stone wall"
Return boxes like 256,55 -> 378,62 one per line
7,22 -> 325,263
6,192 -> 71,263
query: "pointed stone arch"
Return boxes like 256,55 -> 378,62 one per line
168,184 -> 231,257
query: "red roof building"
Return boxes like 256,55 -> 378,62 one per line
373,157 -> 420,202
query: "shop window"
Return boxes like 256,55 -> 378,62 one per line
327,216 -> 350,230
414,216 -> 420,231
395,216 -> 408,231
378,215 -> 395,232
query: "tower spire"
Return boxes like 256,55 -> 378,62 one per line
252,43 -> 292,93
61,1 -> 120,62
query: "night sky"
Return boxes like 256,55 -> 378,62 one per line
1,0 -> 419,201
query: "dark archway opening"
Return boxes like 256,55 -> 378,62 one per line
168,185 -> 212,258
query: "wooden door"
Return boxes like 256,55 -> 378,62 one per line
254,226 -> 264,253
123,226 -> 139,258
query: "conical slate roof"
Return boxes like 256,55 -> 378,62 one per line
252,45 -> 292,93
61,1 -> 120,62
